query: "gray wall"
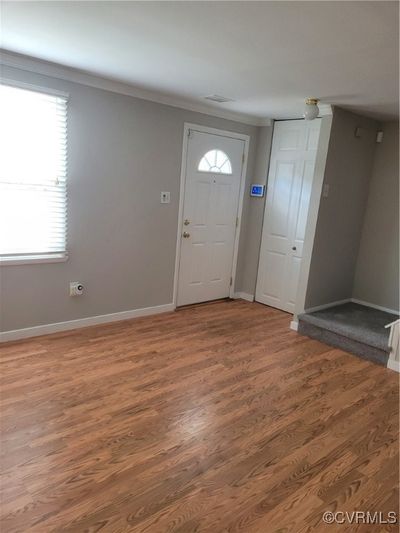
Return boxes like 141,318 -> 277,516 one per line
353,121 -> 399,311
305,108 -> 379,309
236,125 -> 273,295
0,65 -> 272,331
294,114 -> 333,317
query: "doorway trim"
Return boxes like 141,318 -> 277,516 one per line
172,122 -> 250,308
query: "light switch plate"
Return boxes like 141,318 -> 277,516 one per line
161,191 -> 170,204
322,184 -> 330,198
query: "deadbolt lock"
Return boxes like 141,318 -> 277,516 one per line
184,219 -> 190,226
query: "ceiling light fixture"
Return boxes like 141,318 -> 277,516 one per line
303,98 -> 320,120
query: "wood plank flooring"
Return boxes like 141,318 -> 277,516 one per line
0,300 -> 399,532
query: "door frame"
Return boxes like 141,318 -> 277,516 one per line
172,122 -> 250,308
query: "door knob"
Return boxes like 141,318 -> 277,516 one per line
183,231 -> 190,238
183,219 -> 190,226
292,246 -> 297,251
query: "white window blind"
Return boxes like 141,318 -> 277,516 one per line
0,83 -> 68,261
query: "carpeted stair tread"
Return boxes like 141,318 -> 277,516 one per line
298,302 -> 398,352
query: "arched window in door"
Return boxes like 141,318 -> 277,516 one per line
198,149 -> 232,174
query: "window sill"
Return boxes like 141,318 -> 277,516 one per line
0,253 -> 68,266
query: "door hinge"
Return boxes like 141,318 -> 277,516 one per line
242,152 -> 245,164
230,277 -> 233,286
236,217 -> 239,228
188,129 -> 193,138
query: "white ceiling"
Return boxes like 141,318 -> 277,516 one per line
1,1 -> 399,122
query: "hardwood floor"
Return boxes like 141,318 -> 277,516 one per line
0,300 -> 398,532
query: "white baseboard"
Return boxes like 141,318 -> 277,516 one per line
290,321 -> 298,331
233,292 -> 255,302
351,299 -> 399,316
303,298 -> 399,317
304,299 -> 351,314
387,359 -> 400,373
0,303 -> 175,343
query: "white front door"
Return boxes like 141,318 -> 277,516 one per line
256,119 -> 321,313
177,129 -> 245,307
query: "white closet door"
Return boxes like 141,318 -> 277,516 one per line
256,119 -> 321,313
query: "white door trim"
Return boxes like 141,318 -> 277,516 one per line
172,123 -> 249,308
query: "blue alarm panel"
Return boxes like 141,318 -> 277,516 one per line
250,184 -> 265,197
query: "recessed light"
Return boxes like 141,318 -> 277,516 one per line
204,94 -> 234,103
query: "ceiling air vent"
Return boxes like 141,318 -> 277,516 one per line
204,94 -> 234,103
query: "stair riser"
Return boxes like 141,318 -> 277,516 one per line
298,321 -> 389,367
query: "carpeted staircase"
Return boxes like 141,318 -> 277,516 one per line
298,302 -> 398,366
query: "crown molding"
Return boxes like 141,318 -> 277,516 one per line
258,117 -> 274,126
1,49 -> 273,127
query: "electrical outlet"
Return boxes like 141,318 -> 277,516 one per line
161,191 -> 170,204
70,282 -> 84,296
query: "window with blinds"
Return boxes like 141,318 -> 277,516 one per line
0,83 -> 68,262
